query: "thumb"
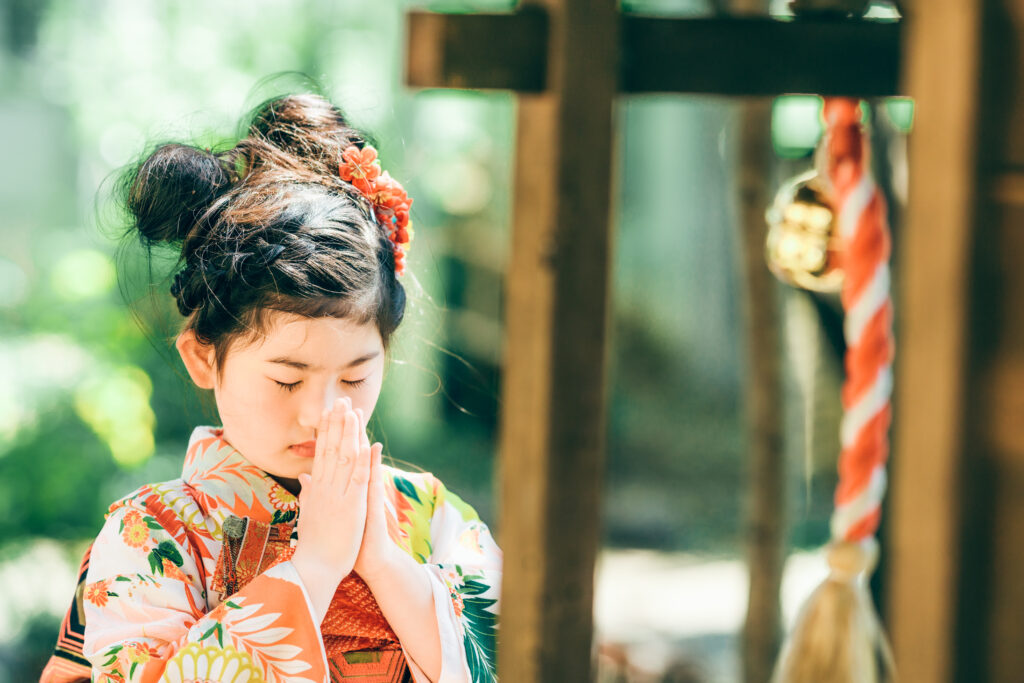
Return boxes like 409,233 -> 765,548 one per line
368,444 -> 387,516
372,443 -> 384,481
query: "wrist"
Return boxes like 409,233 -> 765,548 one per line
358,544 -> 411,585
291,549 -> 349,590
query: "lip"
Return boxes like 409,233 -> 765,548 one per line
290,441 -> 316,458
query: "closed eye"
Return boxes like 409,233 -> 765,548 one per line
273,377 -> 368,392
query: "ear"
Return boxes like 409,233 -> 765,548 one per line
176,329 -> 218,390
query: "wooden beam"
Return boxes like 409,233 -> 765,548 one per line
406,11 -> 900,96
621,16 -> 901,96
491,0 -> 619,680
405,8 -> 548,92
887,1 -> 980,681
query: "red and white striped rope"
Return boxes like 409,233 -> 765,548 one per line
823,98 -> 895,544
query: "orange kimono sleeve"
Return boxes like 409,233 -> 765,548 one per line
80,498 -> 328,683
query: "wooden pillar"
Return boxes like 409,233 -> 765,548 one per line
736,99 -> 785,683
495,1 -> 620,681
888,1 -> 980,681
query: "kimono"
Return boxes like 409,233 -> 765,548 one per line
41,425 -> 502,683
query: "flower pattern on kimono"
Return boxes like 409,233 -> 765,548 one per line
161,643 -> 265,683
121,523 -> 148,549
459,526 -> 483,554
120,509 -> 150,548
267,482 -> 297,512
450,588 -> 465,618
59,426 -> 501,683
442,567 -> 462,589
161,557 -> 189,582
120,642 -> 153,666
85,579 -> 111,608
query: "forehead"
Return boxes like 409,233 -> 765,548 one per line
250,311 -> 383,358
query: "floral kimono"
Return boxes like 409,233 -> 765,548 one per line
41,426 -> 502,683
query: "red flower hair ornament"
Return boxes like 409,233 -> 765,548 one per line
339,144 -> 414,276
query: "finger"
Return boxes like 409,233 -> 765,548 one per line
364,436 -> 380,502
310,406 -> 330,483
337,406 -> 359,486
323,397 -> 346,484
358,408 -> 370,453
346,425 -> 372,493
357,409 -> 372,486
369,442 -> 384,502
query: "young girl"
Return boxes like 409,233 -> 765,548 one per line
41,93 -> 502,683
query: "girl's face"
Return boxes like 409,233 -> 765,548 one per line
195,310 -> 386,485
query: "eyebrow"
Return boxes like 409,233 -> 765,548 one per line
267,351 -> 380,371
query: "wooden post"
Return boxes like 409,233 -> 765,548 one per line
731,7 -> 784,682
737,97 -> 785,683
495,2 -> 619,680
888,1 -> 980,681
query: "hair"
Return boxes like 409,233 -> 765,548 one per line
116,93 -> 407,383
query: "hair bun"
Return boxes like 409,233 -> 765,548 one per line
125,143 -> 232,245
247,94 -> 367,172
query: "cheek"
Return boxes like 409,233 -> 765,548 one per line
218,378 -> 286,420
353,375 -> 384,417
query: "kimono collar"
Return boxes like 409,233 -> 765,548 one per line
181,425 -> 299,525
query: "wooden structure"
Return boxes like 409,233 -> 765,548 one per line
405,1 -> 1024,681
891,1 -> 1024,681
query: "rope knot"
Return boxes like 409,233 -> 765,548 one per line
826,538 -> 878,583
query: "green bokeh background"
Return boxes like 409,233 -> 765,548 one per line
0,0 -> 908,680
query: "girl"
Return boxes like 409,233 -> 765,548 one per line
41,93 -> 502,683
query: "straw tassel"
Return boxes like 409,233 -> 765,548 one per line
772,98 -> 897,683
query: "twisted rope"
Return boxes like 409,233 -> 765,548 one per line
823,98 -> 894,545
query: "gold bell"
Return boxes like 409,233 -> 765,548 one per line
765,170 -> 844,293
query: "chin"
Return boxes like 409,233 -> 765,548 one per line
279,454 -> 314,474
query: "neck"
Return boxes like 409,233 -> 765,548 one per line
271,474 -> 302,497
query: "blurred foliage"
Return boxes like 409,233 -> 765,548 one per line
0,0 -> 907,678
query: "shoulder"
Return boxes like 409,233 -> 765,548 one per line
383,464 -> 439,509
382,464 -> 481,523
103,477 -> 206,537
92,478 -> 212,575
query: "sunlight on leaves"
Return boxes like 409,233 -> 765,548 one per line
50,249 -> 116,302
73,365 -> 156,468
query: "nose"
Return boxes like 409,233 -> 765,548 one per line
297,382 -> 345,430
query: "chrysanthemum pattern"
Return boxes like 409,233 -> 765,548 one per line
161,643 -> 264,683
266,482 -> 296,513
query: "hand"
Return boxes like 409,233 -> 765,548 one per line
353,408 -> 398,579
291,397 -> 370,619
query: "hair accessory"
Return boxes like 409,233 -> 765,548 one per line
338,144 -> 414,276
